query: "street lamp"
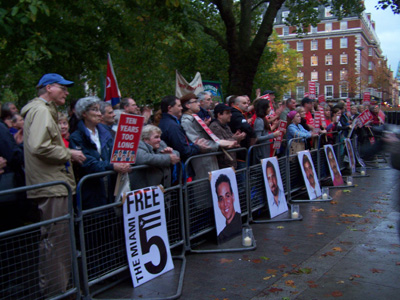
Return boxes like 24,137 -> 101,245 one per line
356,46 -> 364,102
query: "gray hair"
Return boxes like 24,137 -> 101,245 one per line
75,96 -> 101,120
141,125 -> 162,141
197,91 -> 212,102
99,101 -> 112,115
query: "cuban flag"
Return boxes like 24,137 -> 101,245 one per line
104,53 -> 121,107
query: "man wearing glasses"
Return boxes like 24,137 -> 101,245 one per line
21,73 -> 86,297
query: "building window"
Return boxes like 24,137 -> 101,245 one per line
282,11 -> 289,23
326,70 -> 333,81
369,47 -> 373,56
297,72 -> 304,82
315,86 -> 319,96
325,22 -> 332,32
283,26 -> 289,36
368,61 -> 373,70
340,21 -> 348,30
340,54 -> 348,64
368,75 -> 373,84
340,84 -> 348,98
311,26 -> 317,33
311,40 -> 318,50
340,69 -> 348,81
296,86 -> 305,100
297,41 -> 304,51
283,43 -> 288,53
325,7 -> 332,17
297,56 -> 304,66
325,85 -> 334,98
284,90 -> 291,99
311,71 -> 318,81
311,56 -> 318,66
325,39 -> 332,49
325,54 -> 333,65
340,38 -> 348,48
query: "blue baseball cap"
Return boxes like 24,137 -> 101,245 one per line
37,73 -> 74,88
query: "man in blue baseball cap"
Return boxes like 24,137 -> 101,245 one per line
21,73 -> 86,296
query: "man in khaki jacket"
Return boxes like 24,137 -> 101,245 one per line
21,73 -> 86,297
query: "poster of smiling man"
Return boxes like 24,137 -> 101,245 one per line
298,151 -> 322,200
324,145 -> 344,186
345,138 -> 356,174
210,168 -> 242,244
261,157 -> 288,218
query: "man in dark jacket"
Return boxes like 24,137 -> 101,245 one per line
228,96 -> 257,165
158,95 -> 208,162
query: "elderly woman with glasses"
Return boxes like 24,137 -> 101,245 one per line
69,96 -> 130,209
131,125 -> 180,189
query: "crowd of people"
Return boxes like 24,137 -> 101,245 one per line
0,73 -> 385,297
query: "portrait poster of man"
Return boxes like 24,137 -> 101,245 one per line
324,145 -> 344,186
345,138 -> 356,174
261,157 -> 288,218
210,168 -> 242,244
298,151 -> 322,200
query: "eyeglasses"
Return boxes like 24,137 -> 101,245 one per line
52,84 -> 68,92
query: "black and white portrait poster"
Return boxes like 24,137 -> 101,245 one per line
298,151 -> 321,200
210,168 -> 242,244
345,138 -> 356,174
261,157 -> 288,218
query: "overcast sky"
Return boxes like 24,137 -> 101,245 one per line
364,0 -> 400,73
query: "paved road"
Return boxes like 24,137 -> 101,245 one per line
98,161 -> 400,300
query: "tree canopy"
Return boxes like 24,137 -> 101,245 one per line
0,0 -> 396,108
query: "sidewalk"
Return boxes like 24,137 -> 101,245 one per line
98,162 -> 400,300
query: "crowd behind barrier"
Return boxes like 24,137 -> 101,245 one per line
0,132 -> 361,299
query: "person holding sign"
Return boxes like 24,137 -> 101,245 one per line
180,93 -> 237,179
70,96 -> 131,209
133,125 -> 180,189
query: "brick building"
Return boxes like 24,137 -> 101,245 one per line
274,4 -> 396,104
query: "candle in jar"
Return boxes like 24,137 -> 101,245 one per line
347,181 -> 352,186
322,193 -> 328,199
292,211 -> 299,219
243,236 -> 252,246
361,170 -> 366,176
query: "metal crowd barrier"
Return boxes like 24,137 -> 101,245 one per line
76,165 -> 186,300
183,148 -> 256,253
0,181 -> 80,300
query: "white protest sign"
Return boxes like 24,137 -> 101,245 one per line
123,186 -> 174,287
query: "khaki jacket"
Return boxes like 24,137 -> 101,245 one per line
21,98 -> 76,198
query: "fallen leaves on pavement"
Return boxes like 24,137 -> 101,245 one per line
331,290 -> 343,297
341,213 -> 363,217
285,280 -> 296,288
371,268 -> 384,273
311,208 -> 325,212
219,258 -> 233,264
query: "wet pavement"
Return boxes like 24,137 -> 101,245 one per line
98,160 -> 400,300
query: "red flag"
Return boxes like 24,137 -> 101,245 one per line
104,53 -> 121,107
